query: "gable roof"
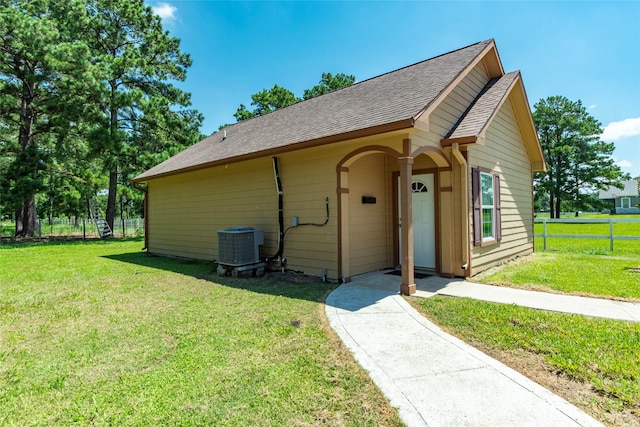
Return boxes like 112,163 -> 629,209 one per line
599,179 -> 639,199
134,39 -> 543,182
441,71 -> 545,172
134,40 -> 496,182
444,71 -> 520,142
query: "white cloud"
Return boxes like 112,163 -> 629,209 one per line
618,160 -> 632,168
602,117 -> 640,141
588,104 -> 597,109
152,2 -> 177,23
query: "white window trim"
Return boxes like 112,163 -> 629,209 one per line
480,172 -> 495,242
621,197 -> 631,209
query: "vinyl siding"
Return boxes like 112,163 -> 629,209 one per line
429,62 -> 490,275
147,157 -> 277,261
615,196 -> 640,213
468,97 -> 535,274
146,137 -> 401,280
347,153 -> 392,276
429,63 -> 490,139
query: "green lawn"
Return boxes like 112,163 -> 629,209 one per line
411,297 -> 640,420
507,213 -> 640,299
479,252 -> 640,300
534,213 -> 640,256
0,219 -> 143,239
0,239 -> 401,426
439,219 -> 640,423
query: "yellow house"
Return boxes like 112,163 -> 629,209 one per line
132,39 -> 545,295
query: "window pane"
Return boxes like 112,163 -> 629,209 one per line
481,173 -> 493,206
482,208 -> 493,238
480,172 -> 495,241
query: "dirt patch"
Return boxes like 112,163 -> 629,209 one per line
264,270 -> 325,284
471,253 -> 545,280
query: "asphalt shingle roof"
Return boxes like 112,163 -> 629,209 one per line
445,71 -> 520,141
599,179 -> 639,198
134,40 -> 493,181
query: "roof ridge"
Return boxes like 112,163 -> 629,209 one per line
134,39 -> 502,182
214,39 -> 494,134
337,39 -> 492,90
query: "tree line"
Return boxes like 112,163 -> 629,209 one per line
533,96 -> 629,217
1,1 -> 628,239
0,0 -> 203,237
0,0 -> 357,238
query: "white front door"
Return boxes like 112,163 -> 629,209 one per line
399,174 -> 436,268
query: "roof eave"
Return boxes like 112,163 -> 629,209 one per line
440,136 -> 477,146
131,118 -> 416,183
510,76 -> 546,173
439,72 -> 546,174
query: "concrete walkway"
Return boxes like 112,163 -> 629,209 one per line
323,271 -> 639,426
356,271 -> 640,322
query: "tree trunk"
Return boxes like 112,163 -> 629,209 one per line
105,85 -> 118,234
554,198 -> 561,219
15,208 -> 23,236
16,70 -> 37,237
22,196 -> 37,237
15,195 -> 38,238
106,169 -> 117,233
549,193 -> 555,219
49,195 -> 54,226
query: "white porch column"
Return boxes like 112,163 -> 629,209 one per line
398,153 -> 415,295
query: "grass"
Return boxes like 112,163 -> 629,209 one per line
0,219 -> 144,239
478,252 -> 640,300
0,239 -> 401,426
487,212 -> 640,300
534,213 -> 640,256
411,297 -> 640,423
535,213 -> 640,220
437,216 -> 640,424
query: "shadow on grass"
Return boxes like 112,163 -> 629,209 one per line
103,251 -> 338,304
0,236 -> 145,249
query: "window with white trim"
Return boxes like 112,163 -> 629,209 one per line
481,172 -> 495,240
472,167 -> 502,246
621,197 -> 631,209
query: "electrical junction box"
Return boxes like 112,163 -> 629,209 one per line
291,216 -> 298,227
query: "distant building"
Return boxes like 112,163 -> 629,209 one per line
599,179 -> 640,214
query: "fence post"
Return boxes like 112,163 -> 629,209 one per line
610,219 -> 614,251
543,218 -> 547,250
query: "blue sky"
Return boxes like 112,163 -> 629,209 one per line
147,0 -> 640,178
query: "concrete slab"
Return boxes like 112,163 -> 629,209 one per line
351,269 -> 640,322
396,366 -> 589,427
326,282 -> 605,427
438,281 -> 640,322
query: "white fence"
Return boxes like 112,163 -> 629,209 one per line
534,218 -> 640,251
